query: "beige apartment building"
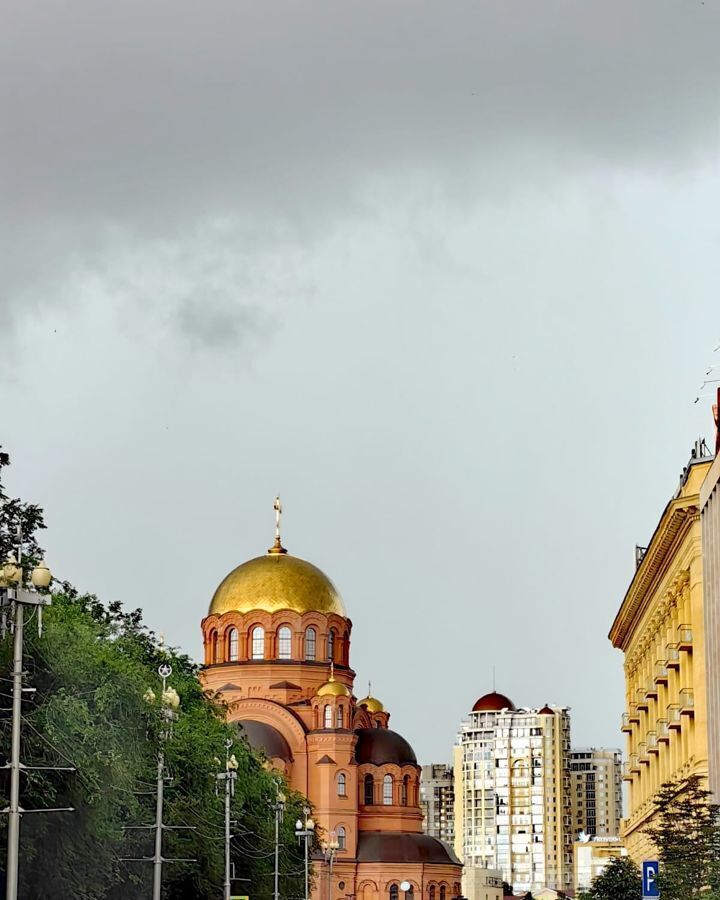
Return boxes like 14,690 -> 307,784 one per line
702,444 -> 720,797
421,764 -> 455,845
569,748 -> 622,838
454,691 -> 572,893
609,441 -> 713,859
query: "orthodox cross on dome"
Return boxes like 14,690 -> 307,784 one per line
268,495 -> 288,555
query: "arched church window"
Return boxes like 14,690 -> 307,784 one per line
383,774 -> 393,805
336,706 -> 344,729
227,628 -> 239,662
210,631 -> 218,663
390,885 -> 399,900
364,774 -> 374,805
401,774 -> 409,806
337,773 -> 346,796
304,627 -> 316,660
251,626 -> 264,659
406,887 -> 414,900
453,884 -> 461,897
327,628 -> 336,661
429,887 -> 436,900
278,626 -> 292,659
324,704 -> 333,728
440,886 -> 446,900
337,826 -> 346,850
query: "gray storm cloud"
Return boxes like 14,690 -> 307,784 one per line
1,0 -> 718,339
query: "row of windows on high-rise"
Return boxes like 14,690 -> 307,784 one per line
209,625 -> 346,663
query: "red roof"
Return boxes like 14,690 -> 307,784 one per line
472,691 -> 516,712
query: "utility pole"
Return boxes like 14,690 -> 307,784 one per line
123,661 -> 195,896
215,739 -> 239,900
1,541 -> 73,900
295,806 -> 315,900
272,781 -> 286,900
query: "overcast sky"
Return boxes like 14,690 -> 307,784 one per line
2,1 -> 720,764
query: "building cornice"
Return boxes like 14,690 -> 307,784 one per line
609,498 -> 699,650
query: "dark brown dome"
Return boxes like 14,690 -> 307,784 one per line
237,720 -> 293,762
357,832 -> 461,864
538,704 -> 554,715
354,728 -> 417,766
472,691 -> 516,712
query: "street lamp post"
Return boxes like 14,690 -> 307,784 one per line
322,834 -> 340,900
216,739 -> 239,900
1,550 -> 57,900
144,663 -> 181,900
295,806 -> 315,900
272,782 -> 286,900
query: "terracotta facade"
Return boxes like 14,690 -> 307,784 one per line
201,535 -> 461,900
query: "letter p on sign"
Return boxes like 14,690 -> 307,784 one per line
643,861 -> 659,899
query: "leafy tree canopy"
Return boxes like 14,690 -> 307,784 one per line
645,775 -> 720,900
578,856 -> 641,900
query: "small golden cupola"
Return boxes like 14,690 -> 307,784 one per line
358,682 -> 384,712
317,663 -> 351,698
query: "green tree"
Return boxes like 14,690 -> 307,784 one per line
645,775 -> 720,900
579,856 -> 641,900
0,450 -> 312,899
502,882 -> 514,897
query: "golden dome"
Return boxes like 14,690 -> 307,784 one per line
358,681 -> 384,712
317,671 -> 351,697
209,548 -> 346,617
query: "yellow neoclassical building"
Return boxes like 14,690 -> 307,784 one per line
609,442 -> 713,860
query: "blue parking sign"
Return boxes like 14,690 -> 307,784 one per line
643,861 -> 659,899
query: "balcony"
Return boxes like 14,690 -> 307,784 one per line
621,712 -> 633,733
637,742 -> 650,764
667,644 -> 681,669
647,731 -> 659,754
645,678 -> 658,700
622,762 -> 633,781
680,688 -> 695,716
630,753 -> 641,773
628,702 -> 640,724
668,704 -> 682,731
655,661 -> 669,685
637,688 -> 649,712
678,625 -> 693,652
657,719 -> 670,743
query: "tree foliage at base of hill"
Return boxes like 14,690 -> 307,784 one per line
0,449 -> 313,899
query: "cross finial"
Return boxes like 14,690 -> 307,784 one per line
268,496 -> 288,555
368,680 -> 372,697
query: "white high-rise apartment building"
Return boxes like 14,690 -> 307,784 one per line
569,748 -> 622,838
421,763 -> 455,845
454,691 -> 572,893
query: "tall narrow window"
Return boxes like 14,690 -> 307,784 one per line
406,887 -> 414,900
336,706 -> 344,729
364,774 -> 374,805
227,628 -> 239,662
251,626 -> 264,659
337,826 -> 346,850
324,704 -> 332,728
401,774 -> 409,806
278,626 -> 292,659
337,773 -> 347,797
383,774 -> 393,805
327,628 -> 336,662
210,631 -> 218,664
440,887 -> 446,900
430,887 -> 436,900
390,885 -> 399,900
304,627 -> 316,660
